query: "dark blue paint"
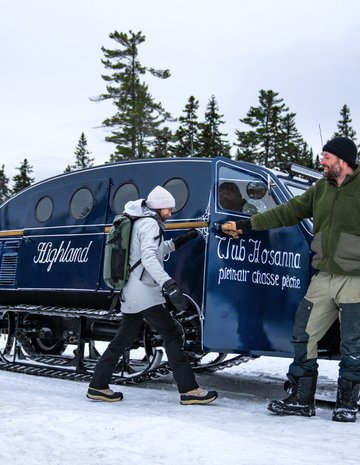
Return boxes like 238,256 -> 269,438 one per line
0,157 -> 317,357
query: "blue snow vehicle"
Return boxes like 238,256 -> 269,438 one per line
0,157 -> 336,383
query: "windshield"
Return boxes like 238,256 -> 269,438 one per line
285,183 -> 308,198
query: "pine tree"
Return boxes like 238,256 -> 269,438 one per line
0,164 -> 11,203
150,127 -> 174,158
314,153 -> 321,170
234,128 -> 259,164
235,90 -> 287,168
12,159 -> 35,194
305,144 -> 315,169
198,95 -> 231,158
279,114 -> 313,169
296,142 -> 315,169
278,113 -> 303,169
172,96 -> 201,157
332,104 -> 357,140
93,30 -> 172,161
235,89 -> 310,170
65,132 -> 94,172
331,104 -> 359,166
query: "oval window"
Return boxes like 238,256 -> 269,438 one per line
163,178 -> 188,213
113,183 -> 139,214
35,196 -> 54,223
70,188 -> 94,219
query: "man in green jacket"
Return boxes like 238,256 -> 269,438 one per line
221,136 -> 360,422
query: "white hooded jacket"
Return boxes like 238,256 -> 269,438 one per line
120,199 -> 175,313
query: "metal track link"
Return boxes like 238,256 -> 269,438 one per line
0,303 -> 260,385
0,352 -> 258,385
0,356 -> 171,385
0,304 -> 119,320
193,354 -> 259,372
0,360 -> 93,382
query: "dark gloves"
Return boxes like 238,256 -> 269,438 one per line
173,229 -> 198,250
235,219 -> 252,234
221,219 -> 252,239
162,279 -> 188,313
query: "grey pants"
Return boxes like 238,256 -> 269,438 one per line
289,271 -> 360,382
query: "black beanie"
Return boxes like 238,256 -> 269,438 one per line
322,136 -> 358,168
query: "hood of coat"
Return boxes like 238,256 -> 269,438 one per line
123,199 -> 166,231
123,199 -> 155,218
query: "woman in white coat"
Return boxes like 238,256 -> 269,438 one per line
87,186 -> 218,405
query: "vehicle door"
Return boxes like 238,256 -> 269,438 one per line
203,158 -> 313,356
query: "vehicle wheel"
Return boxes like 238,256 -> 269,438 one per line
21,315 -> 67,355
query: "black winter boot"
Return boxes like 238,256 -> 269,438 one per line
332,378 -> 360,423
267,374 -> 317,417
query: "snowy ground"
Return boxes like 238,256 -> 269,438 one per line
0,354 -> 359,465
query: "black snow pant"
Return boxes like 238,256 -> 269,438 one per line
89,303 -> 199,393
288,271 -> 360,382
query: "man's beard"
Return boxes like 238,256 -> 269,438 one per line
323,165 -> 342,182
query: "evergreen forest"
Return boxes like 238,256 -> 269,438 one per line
1,30 -> 358,202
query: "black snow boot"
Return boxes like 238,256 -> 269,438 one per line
332,378 -> 360,423
267,374 -> 317,417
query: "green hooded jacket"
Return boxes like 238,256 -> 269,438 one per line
250,166 -> 360,276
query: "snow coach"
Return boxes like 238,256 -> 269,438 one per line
0,157 -> 338,384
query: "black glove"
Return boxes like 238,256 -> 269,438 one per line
221,219 -> 252,238
235,219 -> 252,234
173,229 -> 198,250
162,279 -> 188,313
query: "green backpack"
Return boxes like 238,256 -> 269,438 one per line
103,214 -> 141,291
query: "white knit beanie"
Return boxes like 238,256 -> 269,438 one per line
146,186 -> 175,209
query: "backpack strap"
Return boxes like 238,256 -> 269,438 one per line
122,216 -> 162,290
129,258 -> 141,273
127,216 -> 157,277
152,214 -> 164,245
106,291 -> 120,318
131,215 -> 163,271
153,231 -> 163,245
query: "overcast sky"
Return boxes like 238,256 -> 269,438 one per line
2,0 -> 360,183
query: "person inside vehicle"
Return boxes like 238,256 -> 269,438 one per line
219,181 -> 258,215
